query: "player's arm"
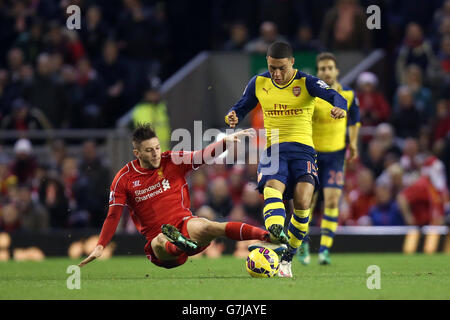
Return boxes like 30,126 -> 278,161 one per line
190,129 -> 256,166
225,76 -> 259,128
305,75 -> 347,119
79,171 -> 128,267
78,205 -> 124,267
347,94 -> 361,161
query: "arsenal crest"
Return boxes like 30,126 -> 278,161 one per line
293,86 -> 301,97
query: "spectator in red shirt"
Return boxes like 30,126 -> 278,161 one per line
344,167 -> 376,225
397,156 -> 447,225
356,72 -> 391,127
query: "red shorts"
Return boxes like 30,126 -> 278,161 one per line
144,215 -> 210,269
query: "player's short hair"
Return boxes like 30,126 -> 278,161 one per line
266,41 -> 293,59
132,123 -> 157,148
316,52 -> 338,67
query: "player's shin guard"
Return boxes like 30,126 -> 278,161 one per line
263,187 -> 286,230
319,208 -> 339,253
287,208 -> 310,249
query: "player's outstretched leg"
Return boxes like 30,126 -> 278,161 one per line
186,218 -> 275,248
161,224 -> 198,254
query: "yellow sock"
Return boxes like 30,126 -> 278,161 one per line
263,187 -> 286,230
320,207 -> 339,251
288,208 -> 310,248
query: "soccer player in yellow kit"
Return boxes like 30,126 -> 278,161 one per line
225,42 -> 347,277
297,52 -> 360,265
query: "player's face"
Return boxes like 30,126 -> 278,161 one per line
317,60 -> 339,86
267,56 -> 295,86
134,138 -> 162,169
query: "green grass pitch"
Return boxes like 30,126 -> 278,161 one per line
0,253 -> 449,300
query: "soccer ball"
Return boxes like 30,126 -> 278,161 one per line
246,247 -> 279,278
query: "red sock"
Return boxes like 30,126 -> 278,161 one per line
165,241 -> 183,256
225,222 -> 268,241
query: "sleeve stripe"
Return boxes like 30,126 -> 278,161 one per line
112,164 -> 129,204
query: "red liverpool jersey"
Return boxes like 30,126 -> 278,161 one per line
97,140 -> 226,247
108,151 -> 197,241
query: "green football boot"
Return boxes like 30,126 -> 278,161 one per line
161,224 -> 198,254
318,249 -> 332,265
296,241 -> 311,265
268,224 -> 289,245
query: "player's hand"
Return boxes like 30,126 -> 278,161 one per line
224,128 -> 256,144
331,107 -> 346,119
226,111 -> 239,128
348,144 -> 358,162
78,244 -> 104,267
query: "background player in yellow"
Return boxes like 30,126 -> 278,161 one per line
297,52 -> 361,266
225,42 -> 347,277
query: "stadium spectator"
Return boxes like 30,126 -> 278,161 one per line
14,18 -> 44,64
373,123 -> 403,161
74,58 -> 105,128
0,202 -> 21,232
319,0 -> 371,51
399,138 -> 422,187
78,140 -> 110,228
95,40 -> 129,128
79,5 -> 109,60
395,22 -> 438,85
362,139 -> 386,178
0,156 -> 17,201
7,47 -> 24,81
228,165 -> 245,205
0,98 -> 49,131
292,24 -> 322,52
367,180 -> 404,226
432,99 -> 450,144
399,64 -> 434,122
223,21 -> 249,51
432,15 -> 450,54
244,21 -> 287,54
205,176 -> 233,220
344,167 -> 376,225
23,53 -> 69,128
391,86 -> 422,138
38,172 -> 69,229
190,167 -> 208,211
434,35 -> 450,89
356,72 -> 391,127
397,156 -> 447,225
9,138 -> 37,185
15,184 -> 49,231
131,78 -> 171,151
229,182 -> 264,227
377,163 -> 404,197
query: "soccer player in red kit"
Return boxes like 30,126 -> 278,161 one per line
79,123 -> 281,269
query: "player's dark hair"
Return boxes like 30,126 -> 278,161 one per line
132,123 -> 157,148
266,41 -> 293,59
316,52 -> 338,67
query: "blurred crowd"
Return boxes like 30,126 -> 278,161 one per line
0,138 -> 110,232
0,0 -> 449,233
